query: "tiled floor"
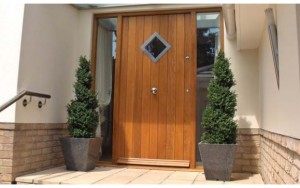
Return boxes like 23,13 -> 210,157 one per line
15,166 -> 264,184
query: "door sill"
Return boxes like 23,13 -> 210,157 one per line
117,157 -> 190,167
96,161 -> 203,172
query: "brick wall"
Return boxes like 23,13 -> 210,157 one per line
0,123 -> 68,183
2,124 -> 300,184
260,129 -> 300,184
232,128 -> 261,174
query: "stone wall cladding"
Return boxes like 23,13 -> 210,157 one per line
260,129 -> 300,184
232,128 -> 261,174
0,123 -> 68,183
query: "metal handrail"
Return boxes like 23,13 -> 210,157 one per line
0,90 -> 51,112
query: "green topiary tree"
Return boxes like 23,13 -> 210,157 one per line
67,56 -> 99,138
201,51 -> 237,144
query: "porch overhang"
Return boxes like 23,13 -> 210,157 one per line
224,4 -> 270,50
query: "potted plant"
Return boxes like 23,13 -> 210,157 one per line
198,51 -> 237,181
60,56 -> 101,171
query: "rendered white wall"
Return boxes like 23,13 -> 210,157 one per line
15,4 -> 80,123
0,3 -> 25,122
258,4 -> 300,139
225,31 -> 260,129
77,11 -> 93,60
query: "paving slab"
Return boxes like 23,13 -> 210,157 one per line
194,173 -> 206,181
129,170 -> 175,184
94,168 -> 149,184
62,167 -> 126,184
15,166 -> 264,184
166,171 -> 199,181
161,179 -> 194,184
230,172 -> 252,181
224,179 -> 254,184
37,171 -> 86,184
33,170 -> 72,184
251,174 -> 265,184
193,180 -> 225,184
15,166 -> 68,183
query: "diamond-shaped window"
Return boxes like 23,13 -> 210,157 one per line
140,32 -> 171,62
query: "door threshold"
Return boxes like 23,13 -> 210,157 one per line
96,161 -> 203,172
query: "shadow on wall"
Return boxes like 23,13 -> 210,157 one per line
235,116 -> 256,129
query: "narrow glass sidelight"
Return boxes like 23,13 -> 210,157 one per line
140,32 -> 171,62
95,17 -> 117,162
195,12 -> 221,164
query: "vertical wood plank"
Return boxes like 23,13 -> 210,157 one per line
157,15 -> 169,160
140,16 -> 152,158
166,14 -> 177,160
174,14 -> 185,160
118,17 -> 129,158
91,15 -> 98,91
112,15 -> 122,163
149,15 -> 160,159
183,13 -> 192,161
124,16 -> 137,158
132,16 -> 144,158
189,11 -> 197,168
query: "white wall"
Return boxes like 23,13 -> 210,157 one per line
258,4 -> 300,139
225,32 -> 260,129
0,3 -> 25,122
77,11 -> 93,60
15,4 -> 80,123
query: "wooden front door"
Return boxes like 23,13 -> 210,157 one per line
113,13 -> 196,168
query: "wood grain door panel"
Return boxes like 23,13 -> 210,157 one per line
113,13 -> 196,168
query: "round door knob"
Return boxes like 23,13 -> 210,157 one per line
151,88 -> 158,95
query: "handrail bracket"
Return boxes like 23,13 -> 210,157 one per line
0,90 -> 51,112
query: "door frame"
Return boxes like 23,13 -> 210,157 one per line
91,6 -> 224,169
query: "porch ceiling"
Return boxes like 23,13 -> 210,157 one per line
74,3 -> 268,51
72,4 -> 148,9
235,4 -> 270,50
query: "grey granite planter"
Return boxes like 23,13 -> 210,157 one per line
60,137 -> 102,171
198,142 -> 237,181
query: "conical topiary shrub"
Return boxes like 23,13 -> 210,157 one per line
201,51 -> 237,144
198,51 -> 238,181
60,56 -> 102,172
67,56 -> 99,138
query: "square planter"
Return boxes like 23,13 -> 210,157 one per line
60,137 -> 102,171
198,142 -> 237,181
